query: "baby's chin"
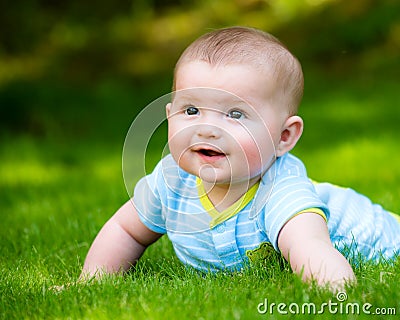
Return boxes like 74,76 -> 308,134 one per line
197,170 -> 229,186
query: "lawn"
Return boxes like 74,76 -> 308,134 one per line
1,71 -> 399,319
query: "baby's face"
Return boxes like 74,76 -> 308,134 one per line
167,61 -> 288,186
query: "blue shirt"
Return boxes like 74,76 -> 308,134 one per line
134,153 -> 400,271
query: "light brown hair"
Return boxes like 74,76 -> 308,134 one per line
173,26 -> 304,115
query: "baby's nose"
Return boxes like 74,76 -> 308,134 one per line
195,123 -> 222,139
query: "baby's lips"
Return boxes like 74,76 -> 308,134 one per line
191,144 -> 225,154
198,149 -> 225,157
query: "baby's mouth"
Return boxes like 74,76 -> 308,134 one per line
192,147 -> 226,160
198,149 -> 225,157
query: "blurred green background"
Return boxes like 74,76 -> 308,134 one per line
1,0 -> 399,138
1,0 -> 400,215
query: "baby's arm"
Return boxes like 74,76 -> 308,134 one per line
278,212 -> 355,290
80,200 -> 162,279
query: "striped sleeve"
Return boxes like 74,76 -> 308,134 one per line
133,160 -> 167,234
257,154 -> 329,250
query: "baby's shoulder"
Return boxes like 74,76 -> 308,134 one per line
274,153 -> 308,178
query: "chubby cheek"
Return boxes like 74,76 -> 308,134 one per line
168,131 -> 184,160
167,123 -> 193,166
235,135 -> 275,176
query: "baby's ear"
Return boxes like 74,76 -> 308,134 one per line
165,103 -> 172,118
276,116 -> 303,157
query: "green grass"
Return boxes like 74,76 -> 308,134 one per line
1,73 -> 400,319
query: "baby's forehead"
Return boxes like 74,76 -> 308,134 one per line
173,87 -> 252,107
174,59 -> 278,96
174,86 -> 245,99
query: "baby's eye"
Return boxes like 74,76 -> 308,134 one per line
185,106 -> 199,116
227,110 -> 244,119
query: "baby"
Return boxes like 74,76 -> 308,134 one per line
81,26 -> 400,289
